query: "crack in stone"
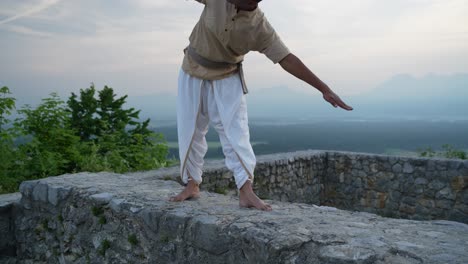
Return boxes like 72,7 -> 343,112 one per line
388,247 -> 424,263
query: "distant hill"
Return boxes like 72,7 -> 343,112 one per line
13,73 -> 468,125
351,73 -> 468,118
362,73 -> 468,101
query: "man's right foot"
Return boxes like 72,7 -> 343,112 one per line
168,179 -> 201,202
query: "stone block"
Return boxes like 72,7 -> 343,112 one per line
435,200 -> 454,210
388,156 -> 399,165
110,198 -> 126,213
32,181 -> 48,203
448,160 -> 462,170
401,197 -> 416,206
448,209 -> 468,223
436,187 -> 456,201
47,186 -> 72,206
416,198 -> 435,209
428,180 -> 445,191
392,164 -> 402,173
461,190 -> 468,204
19,180 -> 37,198
414,178 -> 428,185
399,204 -> 415,214
450,176 -> 468,192
319,245 -> 377,263
186,215 -> 233,255
389,190 -> 401,201
370,163 -> 379,173
427,160 -> 436,171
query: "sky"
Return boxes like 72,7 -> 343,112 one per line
1,0 -> 467,100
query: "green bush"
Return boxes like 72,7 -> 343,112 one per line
0,85 -> 175,194
418,144 -> 467,160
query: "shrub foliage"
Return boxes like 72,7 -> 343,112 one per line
0,85 -> 173,194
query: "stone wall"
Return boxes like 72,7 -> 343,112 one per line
1,149 -> 468,263
198,151 -> 327,205
324,151 -> 468,223
0,193 -> 21,262
196,150 -> 468,224
5,170 -> 468,263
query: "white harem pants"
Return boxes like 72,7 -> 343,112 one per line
177,68 -> 256,190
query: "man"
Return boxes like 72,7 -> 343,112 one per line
169,0 -> 353,211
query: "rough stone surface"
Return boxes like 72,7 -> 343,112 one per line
1,149 -> 468,263
0,192 -> 21,262
10,169 -> 468,263
179,149 -> 468,224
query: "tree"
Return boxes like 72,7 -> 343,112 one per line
67,84 -> 170,172
0,86 -> 173,194
0,86 -> 16,140
0,86 -> 18,193
16,93 -> 81,176
68,84 -> 153,143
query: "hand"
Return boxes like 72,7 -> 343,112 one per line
322,90 -> 353,111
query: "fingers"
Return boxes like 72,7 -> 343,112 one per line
337,100 -> 353,110
329,94 -> 353,111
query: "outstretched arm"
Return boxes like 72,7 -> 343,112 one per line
279,53 -> 353,111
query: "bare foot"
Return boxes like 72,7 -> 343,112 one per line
168,178 -> 200,202
239,180 -> 272,211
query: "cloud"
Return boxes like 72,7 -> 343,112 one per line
0,0 -> 61,25
0,0 -> 467,98
1,24 -> 53,37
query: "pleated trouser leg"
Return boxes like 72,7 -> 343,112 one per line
177,68 -> 209,185
177,67 -> 256,190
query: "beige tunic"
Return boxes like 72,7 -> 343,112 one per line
182,0 -> 291,80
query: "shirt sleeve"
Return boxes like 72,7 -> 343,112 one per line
254,17 -> 291,64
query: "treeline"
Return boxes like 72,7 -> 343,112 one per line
0,85 -> 174,194
156,122 -> 468,160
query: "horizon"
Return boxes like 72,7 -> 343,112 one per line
3,71 -> 468,123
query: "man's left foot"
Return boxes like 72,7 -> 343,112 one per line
239,180 -> 272,211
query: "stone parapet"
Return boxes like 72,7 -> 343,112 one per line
12,172 -> 468,263
1,149 -> 467,263
164,150 -> 468,223
323,151 -> 468,222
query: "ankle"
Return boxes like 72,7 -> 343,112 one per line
239,179 -> 253,193
187,179 -> 199,188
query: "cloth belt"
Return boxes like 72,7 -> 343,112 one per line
184,46 -> 249,94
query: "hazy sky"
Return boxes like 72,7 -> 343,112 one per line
1,0 -> 467,99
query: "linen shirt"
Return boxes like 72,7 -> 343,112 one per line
182,0 -> 291,80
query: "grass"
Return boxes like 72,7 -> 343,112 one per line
384,147 -> 468,159
214,186 -> 228,195
91,205 -> 104,216
128,234 -> 138,246
98,239 -> 111,256
57,214 -> 64,222
160,234 -> 169,243
98,215 -> 107,225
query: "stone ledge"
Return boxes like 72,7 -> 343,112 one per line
15,171 -> 468,263
0,192 -> 21,261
